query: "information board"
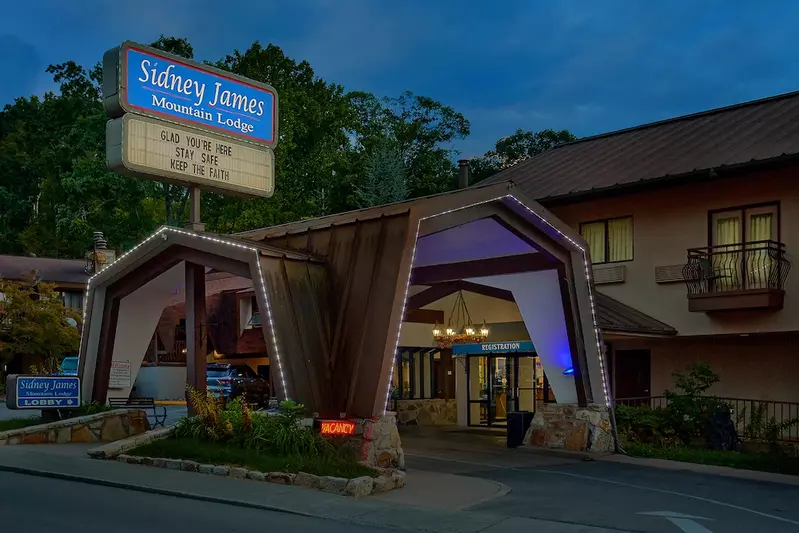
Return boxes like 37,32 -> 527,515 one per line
107,114 -> 275,198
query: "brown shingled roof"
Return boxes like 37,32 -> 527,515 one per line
595,292 -> 676,336
482,90 -> 799,201
0,254 -> 88,285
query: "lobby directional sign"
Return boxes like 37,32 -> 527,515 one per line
103,41 -> 278,146
5,375 -> 81,410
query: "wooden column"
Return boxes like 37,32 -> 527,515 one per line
185,261 -> 207,414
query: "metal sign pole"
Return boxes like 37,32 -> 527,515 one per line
186,186 -> 205,233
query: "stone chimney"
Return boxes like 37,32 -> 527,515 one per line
457,159 -> 470,189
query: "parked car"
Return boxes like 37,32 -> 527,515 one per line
206,363 -> 270,407
54,357 -> 79,377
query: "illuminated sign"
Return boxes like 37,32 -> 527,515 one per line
103,42 -> 278,146
6,375 -> 81,410
318,420 -> 356,436
107,114 -> 275,198
452,341 -> 535,355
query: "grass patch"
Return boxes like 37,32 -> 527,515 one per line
626,442 -> 799,476
0,417 -> 44,432
130,437 -> 377,479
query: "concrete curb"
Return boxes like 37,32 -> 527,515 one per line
0,462 -> 325,519
599,453 -> 799,487
460,479 -> 512,510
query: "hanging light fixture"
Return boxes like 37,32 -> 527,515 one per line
432,290 -> 490,348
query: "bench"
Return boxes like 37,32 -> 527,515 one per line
108,397 -> 167,428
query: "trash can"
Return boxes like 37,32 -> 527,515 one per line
506,411 -> 534,448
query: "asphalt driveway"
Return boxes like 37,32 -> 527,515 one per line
401,427 -> 799,533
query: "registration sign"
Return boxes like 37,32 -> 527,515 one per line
103,41 -> 278,146
5,375 -> 81,410
107,114 -> 275,198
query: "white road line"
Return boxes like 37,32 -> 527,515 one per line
405,452 -> 799,527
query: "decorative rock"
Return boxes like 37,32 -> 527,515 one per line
117,454 -> 132,463
395,399 -> 457,426
372,475 -> 391,493
100,416 -> 128,442
318,476 -> 348,495
0,439 -> 7,446
229,467 -> 248,479
181,460 -> 199,472
141,457 -> 156,467
391,472 -> 405,489
8,436 -> 21,445
127,455 -> 143,464
345,476 -> 374,498
21,432 -> 47,444
164,459 -> 183,470
247,471 -> 266,482
56,427 -> 71,444
198,464 -> 215,474
522,403 -> 616,453
152,458 -> 167,468
70,426 -> 93,443
266,472 -> 296,485
293,472 -> 320,489
212,465 -> 230,476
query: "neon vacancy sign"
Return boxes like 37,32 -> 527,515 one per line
102,42 -> 278,146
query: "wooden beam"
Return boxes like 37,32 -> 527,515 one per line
406,280 -> 514,311
410,253 -> 555,286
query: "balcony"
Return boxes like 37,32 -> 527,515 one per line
682,240 -> 791,312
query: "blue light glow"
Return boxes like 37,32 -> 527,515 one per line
562,367 -> 575,376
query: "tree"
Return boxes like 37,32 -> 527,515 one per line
355,138 -> 409,208
349,91 -> 470,197
469,128 -> 577,183
0,274 -> 81,371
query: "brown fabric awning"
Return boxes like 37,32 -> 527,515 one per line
482,90 -> 799,202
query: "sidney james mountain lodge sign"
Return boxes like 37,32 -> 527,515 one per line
103,41 -> 278,198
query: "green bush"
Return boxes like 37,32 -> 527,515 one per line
176,390 -> 338,459
615,404 -> 678,447
663,362 -> 725,444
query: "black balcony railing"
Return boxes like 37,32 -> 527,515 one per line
616,396 -> 799,442
682,240 -> 791,296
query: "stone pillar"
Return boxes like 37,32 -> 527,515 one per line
523,403 -> 615,453
352,412 -> 405,470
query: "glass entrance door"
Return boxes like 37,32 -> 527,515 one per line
468,355 -> 527,427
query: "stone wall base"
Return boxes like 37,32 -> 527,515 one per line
395,399 -> 456,426
524,403 -> 615,453
0,409 -> 149,446
351,412 -> 405,469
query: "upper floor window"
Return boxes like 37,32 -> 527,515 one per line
711,203 -> 778,246
579,216 -> 634,263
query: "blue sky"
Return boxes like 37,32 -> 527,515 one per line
2,1 -> 799,157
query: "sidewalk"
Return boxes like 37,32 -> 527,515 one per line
0,445 -> 628,532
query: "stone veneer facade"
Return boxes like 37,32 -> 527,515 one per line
351,411 -> 405,469
524,403 -> 615,453
395,399 -> 457,426
0,409 -> 148,445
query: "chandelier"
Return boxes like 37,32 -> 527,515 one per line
432,290 -> 489,348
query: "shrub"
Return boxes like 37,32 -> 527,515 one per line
615,404 -> 678,447
743,402 -> 799,446
176,389 -> 336,459
663,362 -> 725,444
